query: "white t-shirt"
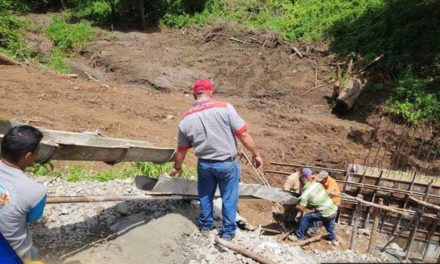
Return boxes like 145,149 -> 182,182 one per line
0,162 -> 46,258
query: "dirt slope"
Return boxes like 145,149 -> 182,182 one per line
1,25 -> 373,176
0,24 -> 377,229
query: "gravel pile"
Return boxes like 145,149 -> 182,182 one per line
30,177 -> 404,263
31,177 -> 186,258
178,228 -> 401,264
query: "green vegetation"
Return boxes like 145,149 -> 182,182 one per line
0,1 -> 94,72
46,16 -> 94,53
1,0 -> 439,123
27,161 -> 195,182
0,1 -> 28,59
66,0 -> 440,124
135,161 -> 195,179
43,15 -> 95,72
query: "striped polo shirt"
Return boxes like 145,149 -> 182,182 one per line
299,182 -> 338,217
177,97 -> 247,161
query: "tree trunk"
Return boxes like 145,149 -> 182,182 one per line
333,75 -> 367,114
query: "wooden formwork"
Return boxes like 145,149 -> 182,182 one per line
341,164 -> 440,244
266,162 -> 440,261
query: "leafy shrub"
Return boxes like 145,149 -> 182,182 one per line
387,73 -> 439,123
0,10 -> 27,59
27,163 -> 62,177
70,1 -> 112,25
48,48 -> 71,73
135,161 -> 194,179
45,16 -> 94,53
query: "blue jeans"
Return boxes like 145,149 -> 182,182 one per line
197,159 -> 240,238
296,212 -> 336,241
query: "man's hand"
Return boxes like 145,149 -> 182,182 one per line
252,154 -> 263,169
169,167 -> 183,177
295,204 -> 306,213
171,148 -> 188,177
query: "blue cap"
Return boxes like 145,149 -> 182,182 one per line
302,168 -> 313,178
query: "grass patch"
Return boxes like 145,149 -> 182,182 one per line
0,8 -> 28,60
28,161 -> 195,182
45,16 -> 94,53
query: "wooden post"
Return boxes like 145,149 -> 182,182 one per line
365,170 -> 384,227
381,216 -> 416,252
368,198 -> 383,254
404,180 -> 432,260
423,212 -> 440,262
394,171 -> 417,234
350,194 -> 363,250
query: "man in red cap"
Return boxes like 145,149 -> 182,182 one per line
171,79 -> 263,241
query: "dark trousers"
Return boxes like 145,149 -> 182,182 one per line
296,212 -> 337,241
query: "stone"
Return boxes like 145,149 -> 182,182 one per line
116,203 -> 130,215
358,228 -> 371,236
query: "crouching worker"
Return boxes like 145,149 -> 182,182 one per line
281,169 -> 302,228
0,125 -> 47,261
316,170 -> 341,206
289,167 -> 338,245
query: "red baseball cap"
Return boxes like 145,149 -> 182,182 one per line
192,79 -> 213,93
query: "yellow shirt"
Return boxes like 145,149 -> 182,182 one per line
323,176 -> 341,205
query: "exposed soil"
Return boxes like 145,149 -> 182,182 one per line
1,23 -> 377,237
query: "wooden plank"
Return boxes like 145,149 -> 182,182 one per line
365,170 -> 384,226
394,171 -> 418,234
409,196 -> 440,211
423,212 -> 440,261
381,216 -> 416,252
269,162 -> 346,173
368,198 -> 383,254
350,195 -> 363,250
264,170 -> 440,199
404,180 -> 433,260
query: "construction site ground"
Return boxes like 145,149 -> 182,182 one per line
0,22 -> 399,263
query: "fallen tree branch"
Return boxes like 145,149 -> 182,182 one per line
230,37 -> 246,44
290,234 -> 324,247
84,71 -> 98,82
354,54 -> 384,74
302,84 -> 326,95
250,37 -> 263,45
291,46 -> 303,58
214,237 -> 277,264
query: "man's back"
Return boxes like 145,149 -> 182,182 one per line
323,176 -> 341,205
178,98 -> 247,160
299,182 -> 337,217
0,162 -> 46,258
